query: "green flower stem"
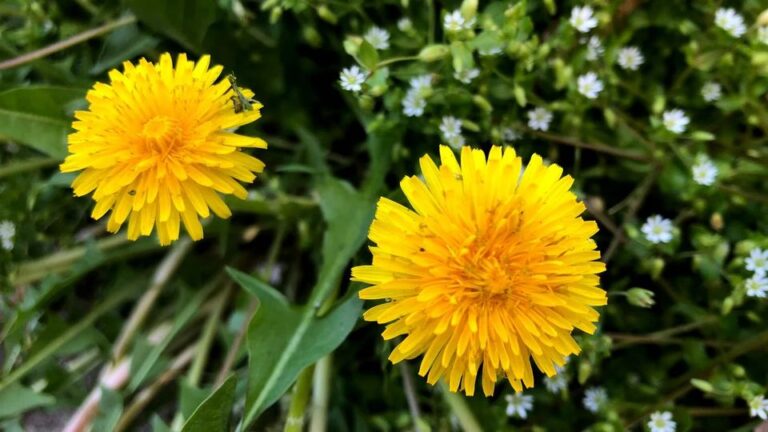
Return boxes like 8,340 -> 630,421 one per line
525,129 -> 651,162
0,156 -> 59,179
284,365 -> 315,432
308,355 -> 332,432
111,238 -> 193,360
375,55 -> 420,69
0,14 -> 136,70
439,381 -> 482,432
400,361 -> 426,432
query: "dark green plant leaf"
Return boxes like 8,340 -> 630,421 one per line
90,23 -> 158,74
92,386 -> 123,432
180,375 -> 237,432
126,0 -> 219,52
356,40 -> 379,71
0,86 -> 86,158
179,380 -> 211,420
0,384 -> 55,419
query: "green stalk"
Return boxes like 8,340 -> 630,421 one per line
0,157 -> 59,179
439,382 -> 482,432
308,355 -> 332,432
284,366 -> 315,432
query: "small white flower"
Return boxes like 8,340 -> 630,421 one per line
527,107 -> 553,131
701,82 -> 722,102
505,393 -> 534,419
446,134 -> 466,149
544,366 -> 568,393
585,36 -> 604,61
750,395 -> 768,420
454,68 -> 480,84
577,72 -> 604,99
364,26 -> 390,50
402,90 -> 426,117
617,46 -> 644,71
502,127 -> 521,142
746,248 -> 768,276
715,8 -> 747,38
397,17 -> 413,32
647,411 -> 677,432
662,109 -> 689,134
745,274 -> 768,298
641,215 -> 674,244
0,220 -> 15,251
409,74 -> 433,93
583,387 -> 607,413
570,6 -> 598,33
440,116 -> 462,138
758,27 -> 768,45
444,10 -> 465,33
691,157 -> 718,186
339,66 -> 367,92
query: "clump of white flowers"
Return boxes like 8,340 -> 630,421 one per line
647,411 -> 677,432
641,215 -> 674,244
339,66 -> 367,92
577,72 -> 603,99
454,68 -> 480,84
585,36 -> 604,61
583,387 -> 608,413
746,248 -> 768,276
444,10 -> 474,32
0,220 -> 15,251
402,74 -> 433,118
505,393 -> 534,419
745,274 -> 768,298
439,116 -> 465,149
662,109 -> 690,134
749,395 -> 768,419
527,107 -> 553,131
364,26 -> 390,50
617,46 -> 644,70
714,8 -> 747,38
701,82 -> 722,102
570,6 -> 598,33
691,156 -> 718,186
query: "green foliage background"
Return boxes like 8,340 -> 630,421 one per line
1,0 -> 768,431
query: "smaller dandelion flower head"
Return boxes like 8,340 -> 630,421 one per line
340,66 -> 367,92
505,393 -> 534,419
444,10 -> 465,32
648,411 -> 677,432
583,387 -> 608,413
641,215 -> 674,244
692,157 -> 718,186
364,26 -> 390,50
758,27 -> 768,45
585,36 -> 604,61
527,107 -> 553,131
701,82 -> 722,102
397,17 -> 413,32
0,220 -> 15,251
749,395 -> 768,419
570,6 -> 598,33
745,274 -> 768,298
715,8 -> 747,38
617,46 -> 644,70
662,109 -> 690,134
454,68 -> 480,84
402,90 -> 427,117
577,72 -> 604,99
502,127 -> 520,142
746,248 -> 768,276
439,116 -> 462,138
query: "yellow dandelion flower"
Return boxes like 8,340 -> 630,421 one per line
60,53 -> 267,245
352,145 -> 606,396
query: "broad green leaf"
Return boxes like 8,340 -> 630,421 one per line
90,23 -> 158,74
180,375 -> 237,432
0,86 -> 85,158
0,383 -> 55,419
126,0 -> 219,52
356,40 -> 379,71
92,386 -> 122,432
179,380 -> 211,419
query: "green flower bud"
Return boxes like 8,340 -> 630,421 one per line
359,94 -> 374,111
369,84 -> 387,97
577,360 -> 592,384
691,378 -> 715,393
317,5 -> 338,24
344,36 -> 362,56
721,297 -> 734,315
513,85 -> 527,107
650,258 -> 664,280
603,108 -> 617,128
303,27 -> 322,47
472,95 -> 493,113
710,212 -> 724,231
626,288 -> 655,308
461,0 -> 478,21
735,239 -> 757,255
269,6 -> 283,24
418,44 -> 450,62
758,9 -> 768,26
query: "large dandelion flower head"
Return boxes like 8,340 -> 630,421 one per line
352,145 -> 606,396
60,53 -> 267,245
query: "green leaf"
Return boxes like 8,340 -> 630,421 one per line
450,41 -> 474,73
92,386 -> 123,432
0,86 -> 86,158
152,415 -> 171,432
90,23 -> 158,75
356,40 -> 379,71
126,0 -> 219,52
179,380 -> 213,419
0,384 -> 55,419
181,375 -> 237,432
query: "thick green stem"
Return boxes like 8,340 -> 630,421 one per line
308,355 -> 332,432
439,382 -> 482,432
284,366 -> 315,432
